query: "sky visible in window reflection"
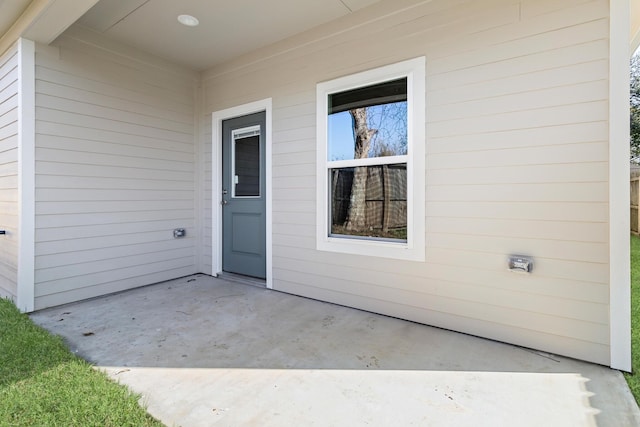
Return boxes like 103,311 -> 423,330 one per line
328,101 -> 408,161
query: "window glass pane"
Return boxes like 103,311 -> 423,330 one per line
330,163 -> 407,241
328,78 -> 407,161
234,135 -> 260,197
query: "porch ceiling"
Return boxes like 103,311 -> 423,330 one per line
75,0 -> 382,71
3,1 -> 639,66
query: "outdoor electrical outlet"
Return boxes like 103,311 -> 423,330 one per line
508,255 -> 533,273
173,228 -> 186,238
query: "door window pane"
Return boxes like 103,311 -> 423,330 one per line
234,134 -> 260,197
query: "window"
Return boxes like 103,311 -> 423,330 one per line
316,58 -> 425,261
328,78 -> 408,241
232,126 -> 261,197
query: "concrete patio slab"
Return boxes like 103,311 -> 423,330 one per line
30,274 -> 640,427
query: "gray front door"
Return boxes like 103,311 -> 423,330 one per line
222,112 -> 266,279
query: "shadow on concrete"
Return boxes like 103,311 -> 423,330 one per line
29,275 -> 640,427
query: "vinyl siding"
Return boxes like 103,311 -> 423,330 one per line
33,27 -> 199,309
203,0 -> 612,365
0,44 -> 19,299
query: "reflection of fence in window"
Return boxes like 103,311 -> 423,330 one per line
331,164 -> 407,240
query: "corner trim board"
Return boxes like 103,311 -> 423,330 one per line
16,38 -> 35,313
609,0 -> 632,371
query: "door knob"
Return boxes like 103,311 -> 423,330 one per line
221,199 -> 228,206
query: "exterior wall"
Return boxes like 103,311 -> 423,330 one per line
0,43 -> 19,299
33,26 -> 200,309
203,0 -> 612,365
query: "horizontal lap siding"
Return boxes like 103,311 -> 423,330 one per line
203,0 -> 611,364
0,44 -> 19,300
33,32 -> 198,309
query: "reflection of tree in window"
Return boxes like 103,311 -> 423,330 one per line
328,78 -> 408,240
366,102 -> 407,158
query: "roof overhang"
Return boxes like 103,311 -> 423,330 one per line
0,0 -> 99,57
632,0 -> 640,53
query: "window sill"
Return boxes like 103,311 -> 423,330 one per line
317,235 -> 425,262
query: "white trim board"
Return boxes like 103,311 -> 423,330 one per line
211,99 -> 273,289
315,57 -> 425,262
16,38 -> 35,313
609,0 -> 632,372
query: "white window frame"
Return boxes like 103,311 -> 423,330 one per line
316,57 -> 425,261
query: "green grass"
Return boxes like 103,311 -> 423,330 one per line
0,298 -> 164,427
625,235 -> 640,403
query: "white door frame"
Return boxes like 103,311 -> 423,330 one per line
212,98 -> 273,288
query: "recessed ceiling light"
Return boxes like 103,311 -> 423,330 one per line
177,14 -> 199,27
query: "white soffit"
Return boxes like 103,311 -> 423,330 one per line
76,0 -> 381,71
0,0 -> 31,36
0,0 -> 99,63
632,0 -> 640,54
